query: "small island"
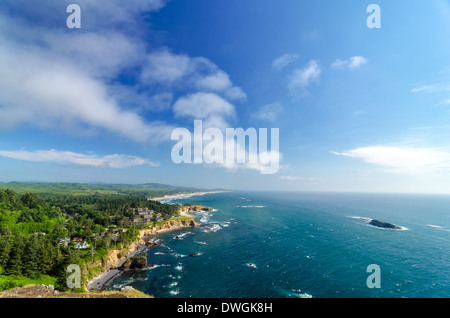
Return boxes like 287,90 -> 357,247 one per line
369,219 -> 402,230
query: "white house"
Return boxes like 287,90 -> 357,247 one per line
74,241 -> 90,249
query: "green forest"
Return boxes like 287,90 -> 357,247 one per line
0,182 -> 191,292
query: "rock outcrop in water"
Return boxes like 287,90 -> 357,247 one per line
120,256 -> 149,271
369,219 -> 401,230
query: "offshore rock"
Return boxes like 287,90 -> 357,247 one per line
369,219 -> 401,230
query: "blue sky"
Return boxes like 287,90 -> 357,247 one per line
2,0 -> 450,193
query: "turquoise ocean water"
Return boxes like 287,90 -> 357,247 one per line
107,191 -> 450,298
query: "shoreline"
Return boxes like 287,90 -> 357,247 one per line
86,218 -> 200,292
88,191 -> 221,293
149,190 -> 228,203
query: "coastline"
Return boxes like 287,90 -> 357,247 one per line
86,217 -> 199,292
87,191 -> 221,294
149,190 -> 227,203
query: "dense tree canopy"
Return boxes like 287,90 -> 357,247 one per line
0,188 -> 182,290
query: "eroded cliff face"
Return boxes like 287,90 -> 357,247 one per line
86,218 -> 198,277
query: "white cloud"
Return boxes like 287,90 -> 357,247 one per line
332,56 -> 368,70
220,150 -> 282,175
0,9 -> 177,144
0,149 -> 158,168
141,49 -> 246,101
3,0 -> 168,29
253,102 -> 284,121
0,49 -> 174,142
173,92 -> 235,129
141,50 -> 193,84
0,1 -> 245,147
272,53 -> 299,70
280,175 -> 301,181
288,60 -> 321,93
332,146 -> 450,175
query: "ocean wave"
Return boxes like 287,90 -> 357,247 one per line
174,232 -> 194,240
147,264 -> 171,270
169,281 -> 178,288
236,205 -> 266,208
427,224 -> 450,232
347,216 -> 372,221
195,240 -> 208,245
278,288 -> 313,298
202,223 -> 221,233
169,289 -> 180,296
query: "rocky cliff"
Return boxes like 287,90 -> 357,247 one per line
86,217 -> 198,289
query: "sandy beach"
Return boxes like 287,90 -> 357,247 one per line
149,190 -> 227,202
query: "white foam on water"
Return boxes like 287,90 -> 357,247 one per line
175,265 -> 183,271
202,223 -> 221,233
347,216 -> 372,221
169,281 -> 178,288
169,289 -> 180,295
278,288 -> 314,298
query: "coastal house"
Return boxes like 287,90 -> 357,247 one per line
138,209 -> 154,216
58,237 -> 70,247
111,233 -> 119,241
133,217 -> 146,226
143,214 -> 153,222
72,237 -> 83,244
31,232 -> 46,236
74,241 -> 90,249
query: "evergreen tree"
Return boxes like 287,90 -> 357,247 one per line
6,233 -> 26,275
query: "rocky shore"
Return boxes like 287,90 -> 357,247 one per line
86,217 -> 198,292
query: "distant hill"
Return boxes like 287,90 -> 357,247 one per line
0,181 -> 226,198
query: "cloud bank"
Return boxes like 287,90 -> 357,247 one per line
0,149 -> 158,168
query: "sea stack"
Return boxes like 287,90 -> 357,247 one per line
369,219 -> 401,230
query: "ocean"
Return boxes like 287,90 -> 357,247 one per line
106,191 -> 450,298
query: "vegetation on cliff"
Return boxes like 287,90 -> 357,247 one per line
0,182 -> 200,294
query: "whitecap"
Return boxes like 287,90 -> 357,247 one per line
169,281 -> 178,288
278,288 -> 313,298
202,224 -> 221,233
174,232 -> 193,240
347,216 -> 372,221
